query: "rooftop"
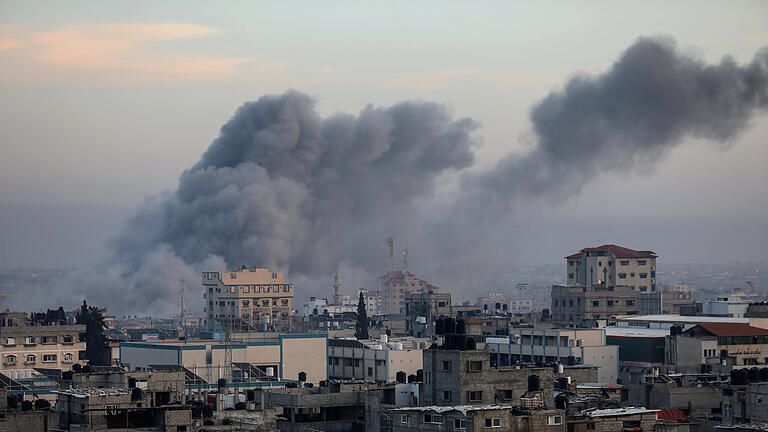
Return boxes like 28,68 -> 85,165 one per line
616,315 -> 750,324
685,323 -> 768,337
606,327 -> 671,338
584,406 -> 658,418
392,405 -> 513,415
565,244 -> 656,260
54,387 -> 132,398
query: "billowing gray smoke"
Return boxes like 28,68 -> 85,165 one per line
54,37 -> 768,314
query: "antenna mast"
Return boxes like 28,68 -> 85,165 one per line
178,279 -> 186,329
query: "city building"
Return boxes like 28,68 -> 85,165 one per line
118,332 -> 328,385
202,267 -> 294,329
484,328 -> 619,383
327,337 -> 427,383
422,348 -> 555,407
381,270 -> 439,315
702,297 -> 751,318
391,405 -> 567,432
265,381 -> 368,432
614,314 -> 768,331
477,294 -> 533,315
404,290 -> 451,337
0,311 -> 86,375
682,323 -> 768,366
569,407 -> 658,432
565,245 -> 657,291
722,380 -> 768,425
551,284 -> 639,327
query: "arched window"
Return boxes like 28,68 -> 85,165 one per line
63,353 -> 74,362
4,354 -> 16,365
25,354 -> 36,364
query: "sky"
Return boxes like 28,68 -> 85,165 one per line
1,1 -> 767,281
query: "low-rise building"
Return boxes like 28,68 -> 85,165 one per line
327,337 -> 426,383
391,405 -> 566,432
405,290 -> 452,338
477,294 -> 533,315
423,348 -> 555,408
485,328 -> 618,384
265,381 -> 368,432
682,323 -> 768,366
569,407 -> 658,432
722,381 -> 768,425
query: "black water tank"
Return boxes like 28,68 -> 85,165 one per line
128,377 -> 137,388
285,382 -> 298,388
408,374 -> 417,383
466,337 -> 477,350
319,380 -> 328,387
558,377 -> 569,389
21,400 -> 32,411
670,325 -> 683,336
760,368 -> 768,382
72,363 -> 82,372
457,335 -> 467,351
247,390 -> 256,401
555,394 -> 568,410
456,319 -> 466,335
416,369 -> 424,382
731,369 -> 746,385
528,374 -> 540,392
298,371 -> 307,382
7,395 -> 18,409
235,402 -> 246,410
445,318 -> 456,334
82,365 -> 92,373
567,356 -> 576,366
34,399 -> 50,409
396,371 -> 406,384
304,383 -> 313,388
131,388 -> 143,401
700,364 -> 708,374
749,367 -> 760,382
436,318 -> 445,335
202,405 -> 214,418
217,378 -> 227,389
444,334 -> 455,350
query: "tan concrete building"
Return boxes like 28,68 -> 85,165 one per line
202,267 -> 294,329
327,337 -> 427,383
1,312 -> 86,375
119,333 -> 328,385
565,244 -> 657,292
552,245 -> 657,326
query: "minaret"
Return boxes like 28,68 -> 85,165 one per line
333,273 -> 342,305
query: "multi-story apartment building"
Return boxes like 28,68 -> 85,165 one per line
422,348 -> 555,407
404,290 -> 451,337
202,267 -> 293,329
381,270 -> 438,315
565,244 -> 657,291
552,245 -> 657,326
0,311 -> 86,374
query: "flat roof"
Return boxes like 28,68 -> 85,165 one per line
585,407 -> 658,418
606,327 -> 670,337
392,405 -> 513,415
616,315 -> 749,324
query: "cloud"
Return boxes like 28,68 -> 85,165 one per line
0,23 -> 259,85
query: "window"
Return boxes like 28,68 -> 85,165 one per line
4,355 -> 17,365
443,391 -> 452,402
468,361 -> 483,372
639,273 -> 648,279
569,261 -> 575,266
626,300 -> 634,306
467,391 -> 483,402
650,271 -> 656,278
368,367 -> 373,376
230,272 -> 236,278
424,414 -> 443,424
638,260 -> 647,266
618,273 -> 627,279
454,419 -> 467,430
284,285 -> 291,292
501,389 -> 514,400
42,354 -> 57,363
25,354 -> 36,364
620,260 -> 629,266
262,300 -> 269,306
485,418 -> 501,428
243,286 -> 250,293
592,301 -> 599,307
242,300 -> 250,306
25,336 -> 35,345
586,423 -> 596,430
438,302 -> 447,307
281,299 -> 289,306
568,273 -> 574,279
640,286 -> 647,292
4,337 -> 15,346
354,358 -> 360,367
78,350 -> 86,360
548,415 -> 563,425
63,353 -> 73,362
443,360 -> 452,371
401,415 -> 410,424
607,300 -> 614,306
630,273 -> 635,277
230,286 -> 236,293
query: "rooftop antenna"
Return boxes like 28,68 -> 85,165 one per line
386,236 -> 394,316
178,279 -> 186,328
402,248 -> 408,273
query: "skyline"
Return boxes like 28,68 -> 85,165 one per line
1,2 -> 768,314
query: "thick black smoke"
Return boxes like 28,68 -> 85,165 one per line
52,37 -> 768,314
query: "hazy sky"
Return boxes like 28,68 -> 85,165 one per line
1,1 -> 767,272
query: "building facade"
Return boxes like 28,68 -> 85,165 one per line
1,312 -> 86,374
564,245 -> 657,291
381,270 -> 438,315
327,338 -> 426,383
477,294 -> 533,315
202,267 -> 294,329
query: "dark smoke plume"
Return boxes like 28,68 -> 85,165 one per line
48,37 -> 768,314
